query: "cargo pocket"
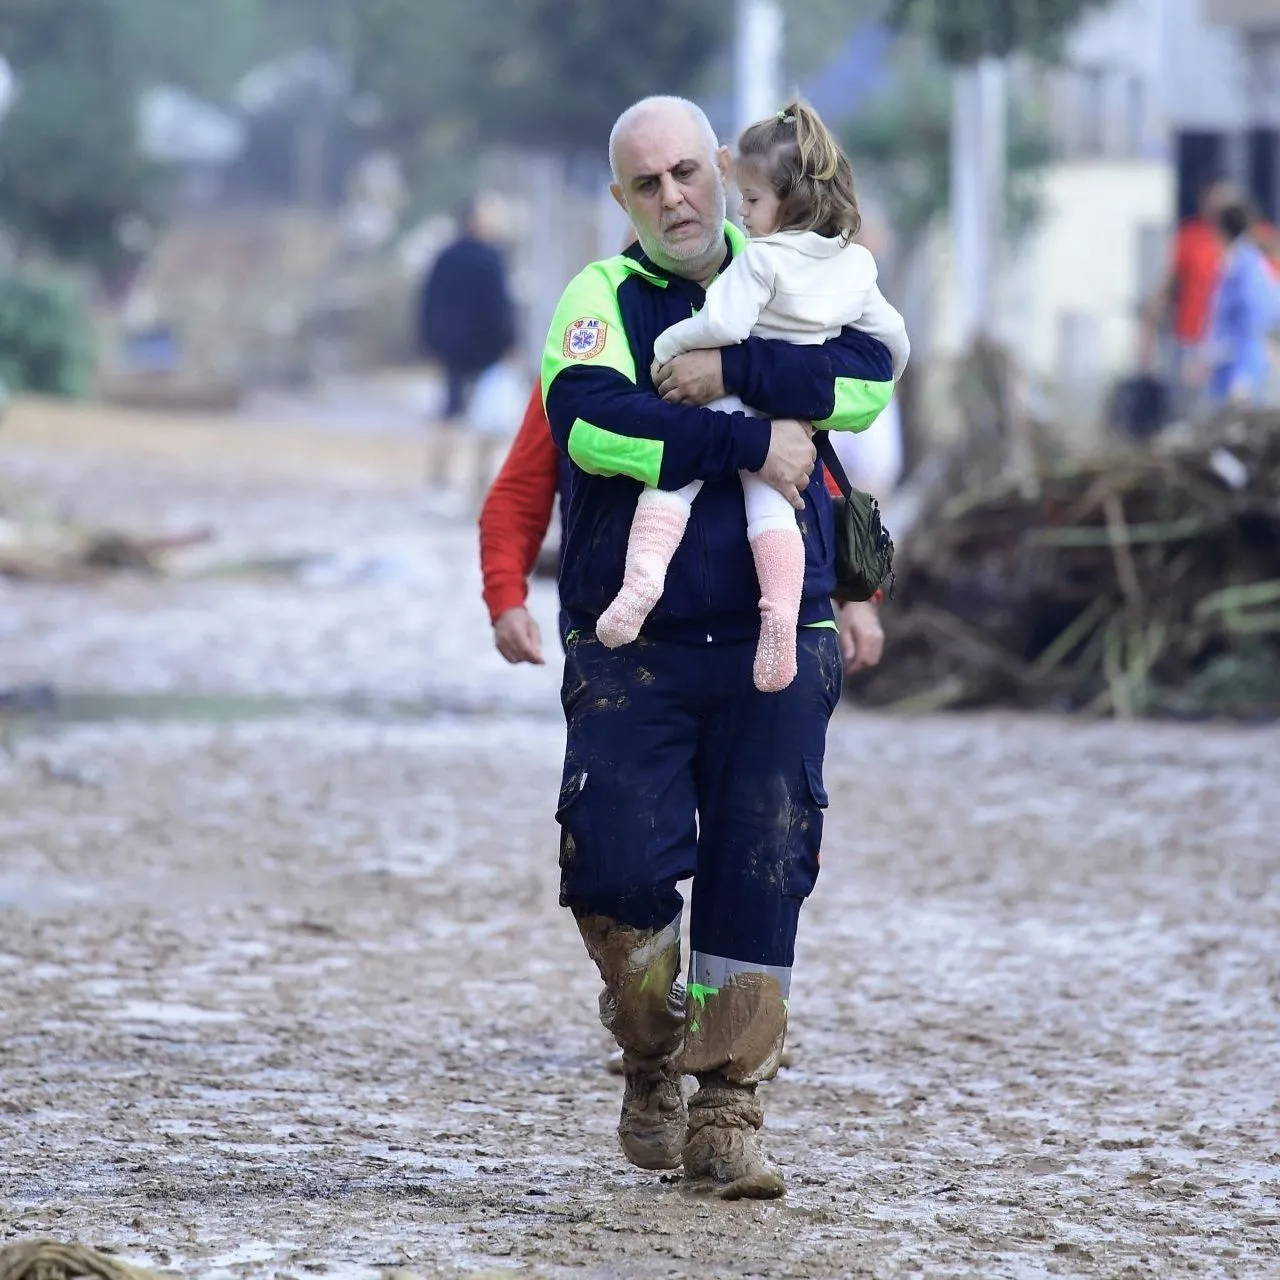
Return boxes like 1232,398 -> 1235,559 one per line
784,756 -> 829,900
555,766 -> 594,907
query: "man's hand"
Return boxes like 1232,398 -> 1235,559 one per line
837,600 -> 884,676
758,419 -> 816,510
651,350 -> 726,405
493,606 -> 544,665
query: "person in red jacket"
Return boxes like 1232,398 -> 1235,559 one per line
478,380 -> 561,663
479,379 -> 886,675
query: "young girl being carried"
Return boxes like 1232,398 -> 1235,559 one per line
595,100 -> 910,691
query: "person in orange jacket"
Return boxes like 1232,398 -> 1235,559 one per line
479,378 -> 886,676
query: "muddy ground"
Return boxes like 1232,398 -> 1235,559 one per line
1,400 -> 1278,1279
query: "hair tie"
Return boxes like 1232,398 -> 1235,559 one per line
777,110 -> 795,123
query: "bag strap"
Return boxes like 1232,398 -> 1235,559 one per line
813,430 -> 852,498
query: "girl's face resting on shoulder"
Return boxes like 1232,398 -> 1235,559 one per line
736,162 -> 781,238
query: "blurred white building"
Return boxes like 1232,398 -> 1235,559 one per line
930,0 -> 1280,415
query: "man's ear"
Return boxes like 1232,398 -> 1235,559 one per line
610,182 -> 627,213
716,145 -> 733,188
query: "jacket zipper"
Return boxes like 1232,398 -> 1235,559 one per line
695,506 -> 713,615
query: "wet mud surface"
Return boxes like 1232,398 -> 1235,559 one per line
2,405 -> 1279,1278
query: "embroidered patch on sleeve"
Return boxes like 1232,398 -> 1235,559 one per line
563,317 -> 608,360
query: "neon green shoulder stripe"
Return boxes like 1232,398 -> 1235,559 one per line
567,420 -> 662,486
542,256 -> 671,485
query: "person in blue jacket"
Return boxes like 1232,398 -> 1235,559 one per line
540,95 -> 896,1200
417,194 -> 516,423
1203,200 -> 1280,408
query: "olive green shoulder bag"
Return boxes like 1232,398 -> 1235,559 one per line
813,430 -> 896,603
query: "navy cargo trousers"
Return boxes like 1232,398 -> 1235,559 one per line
555,625 -> 841,1083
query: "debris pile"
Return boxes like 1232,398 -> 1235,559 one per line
0,1241 -> 168,1280
0,486 -> 210,583
860,411 -> 1280,720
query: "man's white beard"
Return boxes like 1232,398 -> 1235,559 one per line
638,179 -> 728,279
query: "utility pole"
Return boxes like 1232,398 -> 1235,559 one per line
950,56 -> 1007,350
951,55 -> 1028,480
1242,28 -> 1280,222
734,0 -> 785,136
0,57 -> 13,125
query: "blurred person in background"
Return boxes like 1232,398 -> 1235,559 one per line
1140,178 -> 1237,409
417,193 -> 516,427
1251,202 -> 1280,398
1199,200 -> 1280,408
478,381 -> 563,666
539,94 -> 895,1199
1245,197 -> 1280,275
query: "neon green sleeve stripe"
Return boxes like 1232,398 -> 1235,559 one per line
815,377 -> 894,433
541,259 -> 637,396
567,420 -> 663,486
802,619 -> 838,631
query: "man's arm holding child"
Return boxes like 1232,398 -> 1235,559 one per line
655,325 -> 895,433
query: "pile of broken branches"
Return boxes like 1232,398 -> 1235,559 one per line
0,484 -> 211,582
860,410 -> 1280,720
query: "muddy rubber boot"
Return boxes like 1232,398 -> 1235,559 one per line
683,1073 -> 785,1200
618,1051 -> 686,1170
577,914 -> 687,1171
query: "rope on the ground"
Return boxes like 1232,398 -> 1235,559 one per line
0,1242 -> 170,1280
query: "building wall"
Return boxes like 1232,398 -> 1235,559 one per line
1155,0 -> 1253,131
1004,160 -> 1173,384
1043,0 -> 1266,152
943,1 -> 1275,388
1053,0 -> 1170,158
928,160 -> 1172,388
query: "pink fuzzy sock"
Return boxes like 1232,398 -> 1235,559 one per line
597,493 -> 691,648
750,526 -> 805,692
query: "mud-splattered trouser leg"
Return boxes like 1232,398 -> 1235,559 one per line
555,632 -> 698,1067
556,630 -> 711,1168
554,627 -> 841,1084
682,627 -> 840,1084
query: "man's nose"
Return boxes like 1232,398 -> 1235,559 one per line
659,174 -> 682,208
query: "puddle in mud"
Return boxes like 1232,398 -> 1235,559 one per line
110,1001 -> 243,1026
0,875 -> 97,912
0,688 -> 559,733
